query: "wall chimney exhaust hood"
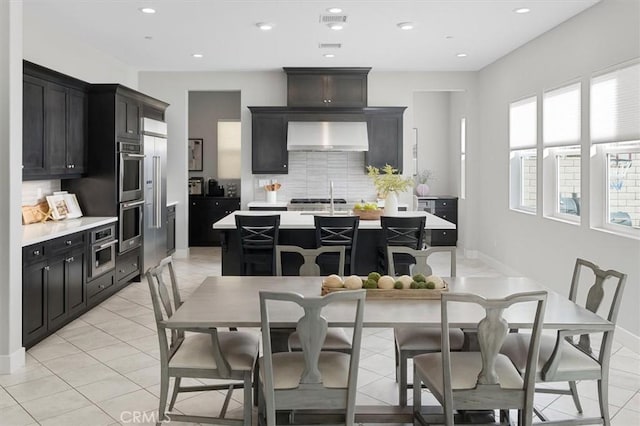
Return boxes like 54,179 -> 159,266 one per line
287,121 -> 369,151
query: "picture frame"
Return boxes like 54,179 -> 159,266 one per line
46,195 -> 69,220
63,193 -> 83,219
188,138 -> 204,171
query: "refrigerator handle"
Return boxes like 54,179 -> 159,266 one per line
154,155 -> 162,229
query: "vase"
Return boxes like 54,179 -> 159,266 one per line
266,191 -> 277,203
384,192 -> 399,216
415,183 -> 430,196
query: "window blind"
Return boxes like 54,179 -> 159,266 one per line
544,83 -> 581,146
509,96 -> 537,149
591,62 -> 640,144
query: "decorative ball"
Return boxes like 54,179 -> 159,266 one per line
323,274 -> 343,288
344,275 -> 364,289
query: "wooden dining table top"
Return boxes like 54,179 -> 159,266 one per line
165,275 -> 613,331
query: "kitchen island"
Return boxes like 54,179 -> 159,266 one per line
213,210 -> 456,275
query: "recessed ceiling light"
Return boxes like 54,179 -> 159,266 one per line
328,23 -> 343,31
256,22 -> 274,31
456,53 -> 468,58
144,36 -> 153,40
397,22 -> 414,30
514,7 -> 531,14
327,7 -> 342,13
445,35 -> 454,40
324,53 -> 336,58
192,53 -> 204,58
139,7 -> 156,14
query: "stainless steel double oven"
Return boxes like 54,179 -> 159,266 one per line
118,141 -> 144,253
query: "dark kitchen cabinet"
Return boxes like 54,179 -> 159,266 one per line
249,108 -> 288,174
23,61 -> 88,180
117,95 -> 142,140
22,231 -> 87,348
419,197 -> 458,246
365,107 -> 406,173
189,197 -> 240,246
284,68 -> 370,108
116,247 -> 141,284
167,204 -> 176,255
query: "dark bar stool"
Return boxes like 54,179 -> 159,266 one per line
314,215 -> 359,275
235,214 -> 280,276
379,215 -> 426,275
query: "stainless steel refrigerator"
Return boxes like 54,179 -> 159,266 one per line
143,118 -> 168,272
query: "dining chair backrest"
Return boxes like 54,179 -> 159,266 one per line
259,289 -> 366,425
275,245 -> 346,276
566,258 -> 627,356
387,246 -> 457,277
235,214 -> 280,275
314,215 -> 359,275
440,291 -> 547,415
380,215 -> 426,249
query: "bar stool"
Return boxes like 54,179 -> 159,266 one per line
314,215 -> 359,275
379,215 -> 426,275
235,214 -> 280,276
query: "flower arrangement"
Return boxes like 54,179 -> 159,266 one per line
366,164 -> 413,197
413,169 -> 434,196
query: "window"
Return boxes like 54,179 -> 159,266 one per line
591,61 -> 640,236
217,120 -> 241,179
460,118 -> 466,199
543,83 -> 581,221
509,96 -> 538,213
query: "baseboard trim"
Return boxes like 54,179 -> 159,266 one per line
615,326 -> 640,354
173,249 -> 188,259
0,347 -> 25,374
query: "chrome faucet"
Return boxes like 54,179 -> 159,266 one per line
329,180 -> 335,216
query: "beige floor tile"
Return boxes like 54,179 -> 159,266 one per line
125,365 -> 161,388
5,375 -> 71,403
55,324 -> 99,340
80,306 -> 123,325
57,363 -> 122,388
358,376 -> 402,406
125,334 -> 161,353
64,329 -> 123,351
0,404 -> 36,426
100,296 -> 143,313
96,318 -> 156,341
173,390 -> 240,417
626,392 -> 640,412
42,352 -> 100,375
612,406 -> 640,425
359,353 -> 396,377
547,394 -> 620,419
0,386 -> 18,409
39,405 -> 115,426
86,341 -> 142,363
76,375 -> 142,403
105,352 -> 158,374
20,388 -> 92,421
27,340 -> 82,362
0,363 -> 54,387
97,389 -> 159,420
576,380 -> 637,408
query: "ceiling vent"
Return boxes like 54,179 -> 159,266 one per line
319,43 -> 342,49
319,14 -> 347,23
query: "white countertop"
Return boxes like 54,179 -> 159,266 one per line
247,201 -> 289,208
212,210 -> 456,230
23,217 -> 118,247
167,201 -> 179,207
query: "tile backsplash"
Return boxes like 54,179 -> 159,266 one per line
254,152 -> 377,202
22,180 -> 62,206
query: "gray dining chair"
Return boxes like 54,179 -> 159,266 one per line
146,257 -> 260,425
258,289 -> 366,426
500,258 -> 627,425
388,245 -> 462,407
414,291 -> 547,426
275,245 -> 352,354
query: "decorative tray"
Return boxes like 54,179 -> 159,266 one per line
321,282 -> 448,300
352,209 -> 383,220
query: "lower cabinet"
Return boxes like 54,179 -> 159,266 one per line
47,247 -> 86,330
116,247 -> 141,284
418,196 -> 459,246
189,196 -> 240,246
22,257 -> 49,347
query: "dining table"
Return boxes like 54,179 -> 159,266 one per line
165,275 -> 613,423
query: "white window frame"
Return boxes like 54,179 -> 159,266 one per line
460,118 -> 466,199
509,96 -> 538,214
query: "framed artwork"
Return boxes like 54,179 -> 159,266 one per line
46,195 -> 69,220
63,193 -> 83,219
189,138 -> 204,171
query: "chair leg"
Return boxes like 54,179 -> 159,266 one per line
413,364 -> 421,416
243,371 -> 252,426
157,371 -> 169,426
399,352 -> 408,407
394,340 -> 400,383
168,376 -> 181,411
598,378 -> 611,426
253,359 -> 260,407
568,380 -> 583,413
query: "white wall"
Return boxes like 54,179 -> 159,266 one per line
139,70 -> 476,253
23,15 -> 137,88
188,91 -> 241,186
474,0 -> 640,337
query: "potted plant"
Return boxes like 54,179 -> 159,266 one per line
414,170 -> 434,196
367,164 -> 413,215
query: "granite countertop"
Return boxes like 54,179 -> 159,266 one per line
23,216 -> 118,247
212,210 -> 455,230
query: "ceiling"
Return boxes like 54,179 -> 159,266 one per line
23,0 -> 599,72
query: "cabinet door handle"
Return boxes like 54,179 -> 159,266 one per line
327,99 -> 332,103
283,164 -> 287,168
33,250 -> 40,256
66,256 -> 74,263
132,263 -> 138,268
127,130 -> 134,134
98,284 -> 105,289
65,240 -> 72,246
44,266 -> 50,271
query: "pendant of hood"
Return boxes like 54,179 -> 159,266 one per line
287,121 -> 369,152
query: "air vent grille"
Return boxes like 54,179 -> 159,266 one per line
319,43 -> 342,49
319,14 -> 347,23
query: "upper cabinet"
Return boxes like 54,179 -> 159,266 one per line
23,61 -> 88,180
365,107 -> 406,173
284,68 -> 370,108
116,95 -> 141,140
249,107 -> 288,174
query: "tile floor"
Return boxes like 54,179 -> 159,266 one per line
1,247 -> 639,426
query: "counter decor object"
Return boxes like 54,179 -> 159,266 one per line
367,164 -> 413,216
264,181 -> 281,204
352,202 -> 383,220
321,273 -> 449,299
414,169 -> 434,196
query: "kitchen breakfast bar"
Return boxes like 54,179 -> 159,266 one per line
213,210 -> 456,276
